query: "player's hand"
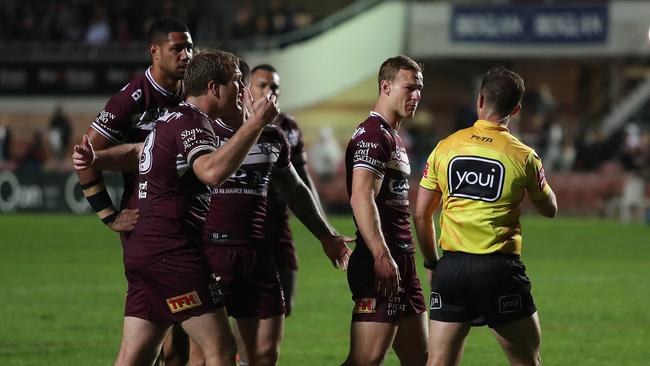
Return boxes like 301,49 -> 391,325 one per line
107,208 -> 139,233
319,234 -> 354,270
72,135 -> 96,171
247,90 -> 279,126
373,251 -> 400,297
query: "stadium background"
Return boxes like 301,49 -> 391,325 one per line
1,0 -> 649,365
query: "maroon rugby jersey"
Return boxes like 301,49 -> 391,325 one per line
90,67 -> 185,211
203,119 -> 291,247
266,114 -> 305,249
126,102 -> 215,269
345,111 -> 414,253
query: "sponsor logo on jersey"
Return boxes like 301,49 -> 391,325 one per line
430,292 -> 442,310
353,298 -> 376,314
94,110 -> 116,125
423,161 -> 430,178
138,181 -> 147,199
166,291 -> 202,313
498,294 -> 522,314
470,134 -> 493,143
357,140 -> 379,149
448,156 -> 504,202
131,89 -> 142,101
388,178 -> 409,195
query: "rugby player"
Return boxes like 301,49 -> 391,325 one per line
74,50 -> 280,365
73,18 -> 195,366
75,17 -> 192,233
250,64 -> 325,318
342,55 -> 428,366
414,67 -> 557,366
199,60 -> 352,366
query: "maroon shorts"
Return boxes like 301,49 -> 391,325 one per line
124,253 -> 224,325
203,245 -> 286,319
347,246 -> 427,324
272,239 -> 298,271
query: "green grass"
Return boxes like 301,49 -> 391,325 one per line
0,214 -> 648,365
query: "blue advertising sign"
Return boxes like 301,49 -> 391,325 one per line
450,5 -> 608,44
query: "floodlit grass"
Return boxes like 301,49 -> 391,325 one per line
0,214 -> 648,365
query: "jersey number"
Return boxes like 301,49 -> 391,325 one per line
139,130 -> 155,174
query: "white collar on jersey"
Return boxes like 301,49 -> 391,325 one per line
369,111 -> 398,133
145,66 -> 174,96
214,118 -> 234,132
180,101 -> 210,120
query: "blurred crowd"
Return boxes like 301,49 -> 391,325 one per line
0,0 -> 314,45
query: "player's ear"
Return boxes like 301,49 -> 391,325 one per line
207,81 -> 219,98
149,42 -> 159,61
381,80 -> 390,96
477,93 -> 485,110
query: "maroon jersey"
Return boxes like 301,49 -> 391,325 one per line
203,119 -> 291,247
90,67 -> 185,211
266,114 -> 306,250
345,112 -> 414,253
126,102 -> 216,270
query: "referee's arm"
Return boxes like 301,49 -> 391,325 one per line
414,186 -> 442,270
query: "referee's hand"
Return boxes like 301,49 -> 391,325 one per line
374,251 -> 400,296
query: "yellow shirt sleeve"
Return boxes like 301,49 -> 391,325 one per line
420,146 -> 441,192
525,151 -> 553,201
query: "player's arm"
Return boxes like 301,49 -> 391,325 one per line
531,190 -> 557,218
193,93 -> 279,186
73,135 -> 142,171
525,153 -> 558,218
293,154 -> 326,214
349,168 -> 400,296
274,165 -> 353,269
74,129 -> 138,232
413,186 -> 442,272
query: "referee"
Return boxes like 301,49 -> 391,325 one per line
414,67 -> 557,366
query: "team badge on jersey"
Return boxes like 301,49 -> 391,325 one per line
448,156 -> 504,202
166,291 -> 203,313
353,298 -> 377,314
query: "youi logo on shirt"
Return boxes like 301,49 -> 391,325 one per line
448,156 -> 504,202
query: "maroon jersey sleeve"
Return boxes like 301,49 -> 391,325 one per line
281,114 -> 306,166
176,115 -> 217,166
273,127 -> 292,174
349,124 -> 391,180
90,82 -> 140,145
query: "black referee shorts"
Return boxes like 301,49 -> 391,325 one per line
429,251 -> 536,328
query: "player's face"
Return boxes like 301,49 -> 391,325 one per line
389,69 -> 423,119
156,31 -> 193,80
221,66 -> 244,116
250,70 -> 280,101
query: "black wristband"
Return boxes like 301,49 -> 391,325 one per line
101,211 -> 118,225
80,179 -> 102,190
87,189 -> 114,213
423,261 -> 437,271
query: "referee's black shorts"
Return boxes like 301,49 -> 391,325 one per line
429,251 -> 536,328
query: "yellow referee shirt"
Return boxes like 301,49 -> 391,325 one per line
420,120 -> 554,255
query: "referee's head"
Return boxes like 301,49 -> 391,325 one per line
478,67 -> 525,123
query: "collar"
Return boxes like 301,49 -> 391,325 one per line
369,111 -> 397,133
474,119 -> 509,132
145,66 -> 174,96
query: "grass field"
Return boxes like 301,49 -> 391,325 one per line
0,214 -> 649,365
